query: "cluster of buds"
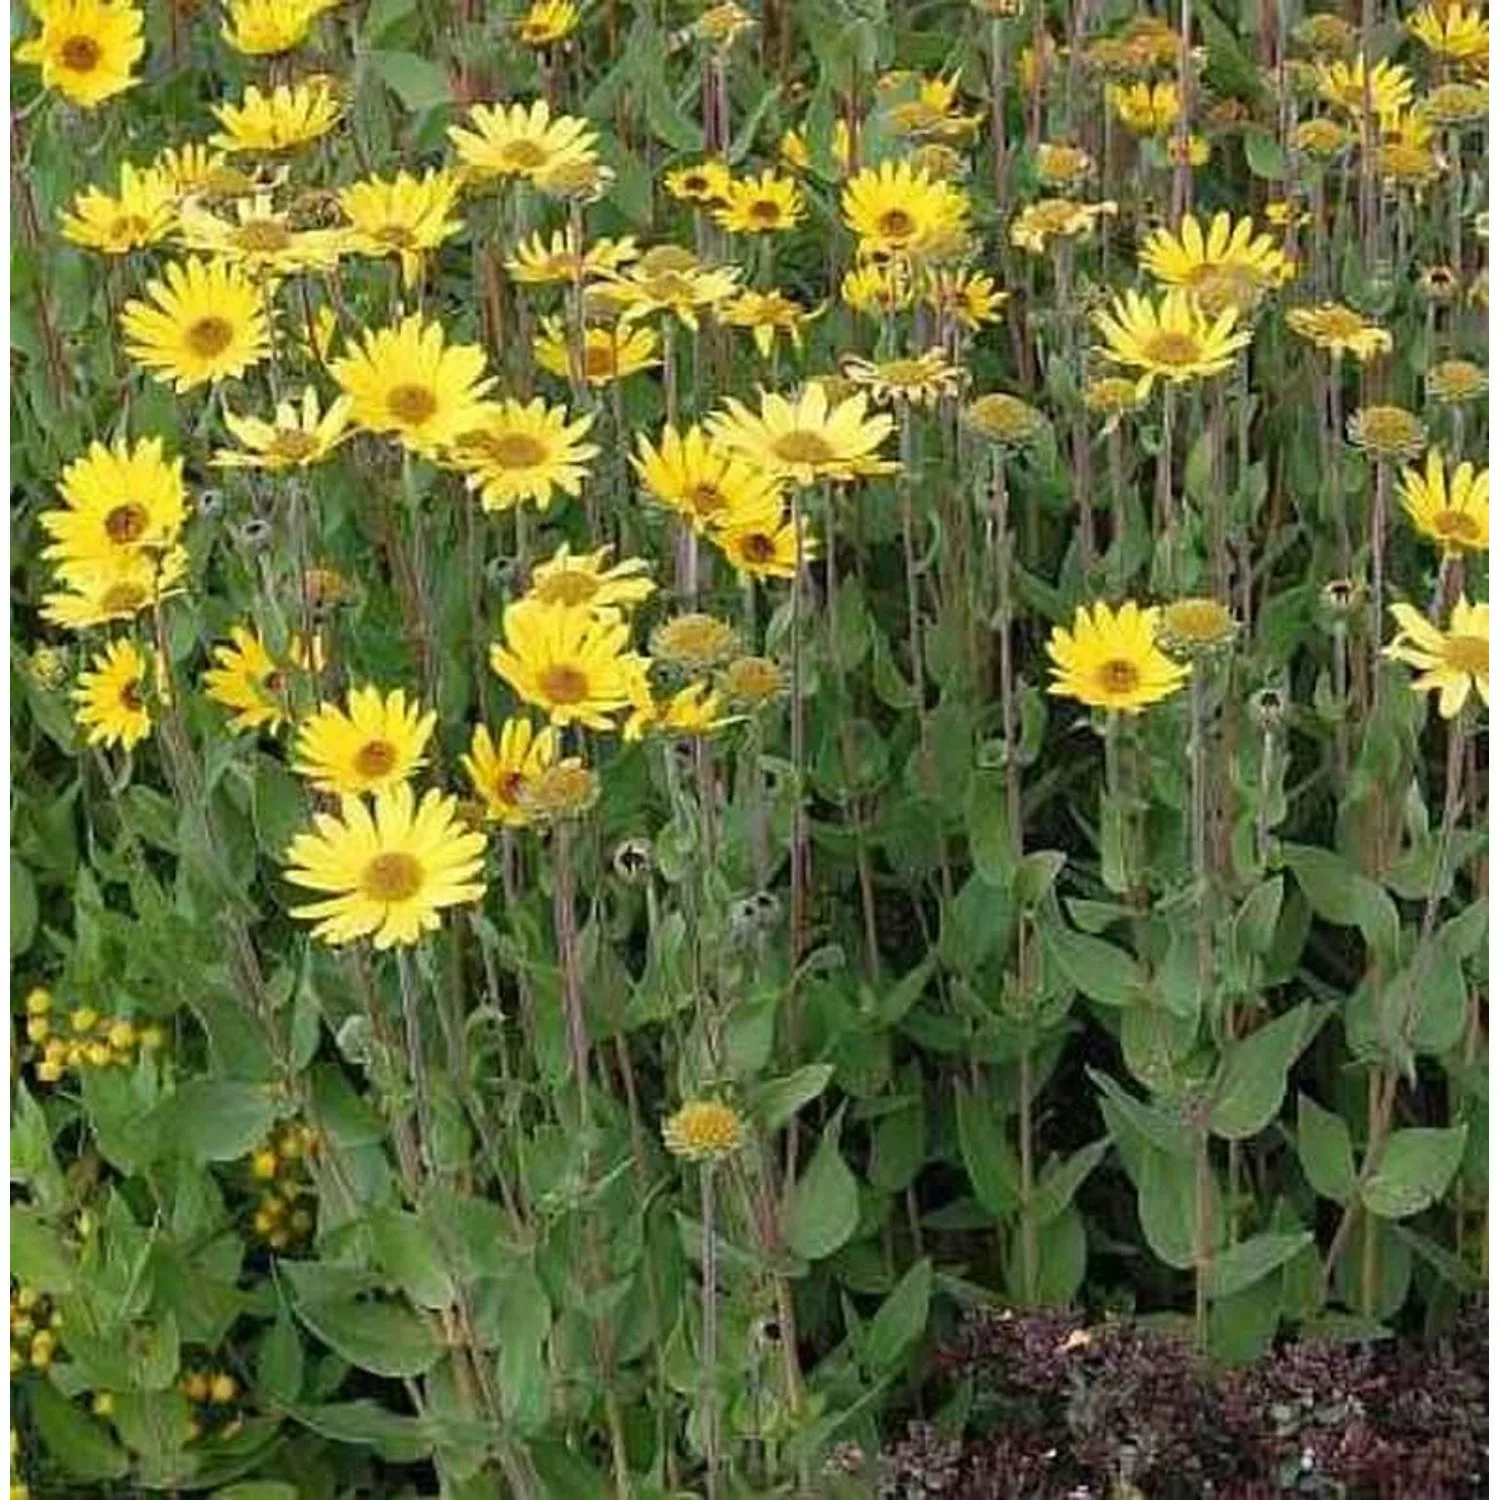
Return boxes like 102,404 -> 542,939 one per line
247,1122 -> 319,1250
24,990 -> 164,1084
9,1286 -> 61,1374
179,1368 -> 245,1443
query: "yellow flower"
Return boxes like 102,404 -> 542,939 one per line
1138,212 -> 1294,309
40,549 -> 187,632
448,397 -> 598,513
178,195 -> 345,276
1420,81 -> 1489,127
1091,288 -> 1251,397
632,422 -> 786,533
283,784 -> 487,950
526,543 -> 656,618
331,313 -> 495,455
922,267 -> 1008,330
447,98 -> 598,182
1399,449 -> 1488,555
1108,80 -> 1181,135
1292,117 -> 1355,158
151,142 -> 242,201
59,162 -> 176,254
709,383 -> 895,487
883,72 -> 984,141
662,1099 -> 746,1161
293,685 -> 436,796
14,0 -> 144,108
1009,197 -> 1117,254
1285,302 -> 1392,362
721,289 -> 821,359
713,171 -> 806,235
841,160 -> 971,260
338,169 -> 464,287
1317,56 -> 1414,130
490,599 -> 644,730
624,681 -> 733,741
73,639 -> 154,751
516,0 -> 577,45
1035,142 -> 1095,187
214,386 -> 354,470
964,392 -> 1047,449
1046,601 -> 1191,712
778,120 -> 853,176
608,248 -> 742,329
842,349 -> 963,408
516,760 -> 600,821
665,159 -> 733,204
119,256 -> 269,391
1157,596 -> 1238,657
1408,3 -> 1488,62
506,228 -> 639,285
1346,404 -> 1428,459
1426,359 -> 1487,404
1384,598 -> 1489,718
533,318 -> 660,386
210,80 -> 343,153
222,0 -> 334,54
462,718 -> 560,826
650,613 -> 740,669
719,654 -> 785,706
39,436 -> 186,572
202,625 -> 317,732
841,259 -> 913,317
712,507 -> 813,579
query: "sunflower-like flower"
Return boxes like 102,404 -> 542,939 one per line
447,397 -> 598,513
151,142 -> 249,202
210,80 -> 343,153
624,681 -> 734,741
489,600 -> 644,730
1157,596 -> 1238,659
214,387 -> 354,470
1398,449 -> 1488,555
841,260 -> 914,317
1346,404 -> 1428,459
516,0 -> 578,44
1384,598 -> 1489,718
1083,376 -> 1146,431
1138,211 -> 1293,312
462,718 -> 560,826
650,613 -> 740,670
714,171 -> 806,235
1420,82 -> 1489,127
1035,142 -> 1096,187
922,268 -> 1008,330
882,72 -> 984,141
119,256 -> 270,391
1046,601 -> 1191,712
222,0 -> 334,54
664,159 -> 732,204
1316,56 -> 1414,130
59,161 -> 177,254
1408,3 -> 1488,62
526,544 -> 656,618
331,313 -> 495,455
338,169 -> 464,287
661,1099 -> 746,1161
177,195 -> 345,276
632,423 -> 786,533
719,654 -> 785,707
40,436 -> 186,572
712,505 -> 814,578
778,119 -> 854,176
40,549 -> 188,632
293,685 -> 436,796
1091,288 -> 1251,398
202,625 -> 317,732
15,0 -> 144,108
607,248 -> 742,328
841,160 -> 970,260
843,349 -> 963,408
1009,197 -> 1117,255
1108,80 -> 1180,135
721,289 -> 821,359
1426,359 -> 1487,404
447,99 -> 598,182
709,383 -> 895,487
533,318 -> 660,386
283,784 -> 487,950
73,639 -> 155,750
1285,302 -> 1393,362
964,392 -> 1048,449
516,760 -> 601,821
506,228 -> 639,284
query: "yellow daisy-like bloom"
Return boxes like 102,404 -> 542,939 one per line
202,625 -> 316,732
843,349 -> 963,408
661,1099 -> 746,1161
650,613 -> 740,670
40,548 -> 187,632
526,543 -> 655,618
1009,197 -> 1117,255
1426,359 -> 1487,404
883,72 -> 984,141
210,80 -> 343,153
59,162 -> 176,254
1295,12 -> 1356,54
719,654 -> 785,707
713,171 -> 806,235
606,248 -> 741,329
1285,302 -> 1392,362
1035,142 -> 1096,187
151,142 -> 251,202
448,397 -> 598,513
1046,601 -> 1191,713
14,0 -> 143,108
462,718 -> 560,826
1345,404 -> 1428,461
293,685 -> 437,796
778,119 -> 854,176
119,256 -> 269,391
534,318 -> 660,386
1420,81 -> 1489,127
1091,288 -> 1252,398
841,160 -> 971,260
632,423 -> 786,533
709,383 -> 896,487
1384,598 -> 1489,718
1139,212 -> 1294,308
283,784 -> 487,950
506,228 -> 640,285
40,436 -> 186,572
713,507 -> 813,579
489,599 -> 644,730
215,386 -> 354,470
514,760 -> 600,822
624,681 -> 733,742
1316,56 -> 1414,129
1408,3 -> 1488,62
697,1 -> 755,48
965,392 -> 1048,449
841,260 -> 913,317
664,159 -> 732,204
339,169 -> 464,288
177,195 -> 345,276
1157,596 -> 1238,658
922,268 -> 1008,330
1292,117 -> 1356,158
73,638 -> 154,751
222,0 -> 333,55
721,289 -> 821,359
1108,80 -> 1181,135
331,313 -> 495,456
1398,449 -> 1488,556
516,0 -> 577,44
447,99 -> 598,182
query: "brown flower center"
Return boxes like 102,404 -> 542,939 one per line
1097,658 -> 1142,694
740,532 -> 777,563
104,503 -> 149,544
1433,510 -> 1481,544
186,317 -> 236,358
748,198 -> 783,224
532,571 -> 600,606
493,769 -> 524,804
770,430 -> 835,465
100,581 -> 148,615
267,428 -> 320,461
233,220 -> 292,253
582,343 -> 617,379
111,215 -> 151,245
1142,330 -> 1204,367
876,207 -> 916,240
60,34 -> 101,71
375,224 -> 417,250
362,851 -> 423,903
353,739 -> 398,779
1443,635 -> 1489,676
686,481 -> 727,518
386,383 -> 438,426
499,139 -> 549,171
118,681 -> 145,711
477,432 -> 548,469
538,663 -> 591,703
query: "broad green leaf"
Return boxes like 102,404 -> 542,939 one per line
864,1257 -> 932,1371
966,768 -> 1016,886
1209,1002 -> 1323,1140
1137,1147 -> 1200,1270
1090,1068 -> 1195,1162
367,50 -> 453,111
291,1295 -> 443,1378
155,1080 -> 276,1164
1206,1231 -> 1312,1299
257,1309 -> 304,1406
29,1380 -> 129,1482
1243,129 -> 1287,179
1362,1126 -> 1467,1220
879,955 -> 935,1024
784,1115 -> 859,1261
1232,876 -> 1284,962
11,856 -> 37,954
954,1081 -> 1020,1219
1391,1223 -> 1483,1293
1028,1138 -> 1109,1226
1282,845 -> 1400,962
869,1098 -> 925,1193
371,1211 -> 456,1311
1041,920 -> 1138,1007
754,1065 -> 835,1130
1296,1094 -> 1356,1204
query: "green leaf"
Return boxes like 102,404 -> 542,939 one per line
1244,129 -> 1287,180
783,1114 -> 860,1262
1029,1138 -> 1109,1226
966,768 -> 1016,886
1210,1002 -> 1324,1140
250,755 -> 308,859
864,1257 -> 932,1371
213,1486 -> 301,1500
879,956 -> 935,1024
257,1309 -> 304,1406
753,1065 -> 834,1131
1090,1068 -> 1195,1162
367,50 -> 453,111
156,1081 -> 276,1164
1296,1094 -> 1356,1204
11,856 -> 37,954
1041,920 -> 1138,1007
370,1211 -> 456,1311
1362,1126 -> 1467,1220
1282,845 -> 1400,963
1206,1231 -> 1312,1299
290,1295 -> 444,1378
28,1380 -> 129,1482
1137,1147 -> 1200,1270
1232,876 -> 1284,961
1391,1223 -> 1483,1293
954,1082 -> 1020,1219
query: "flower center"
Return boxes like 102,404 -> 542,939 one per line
492,769 -> 524,804
100,581 -> 148,615
111,215 -> 150,245
582,343 -> 617,379
186,317 -> 236,358
362,851 -> 424,903
104,503 -> 150,544
1433,509 -> 1481,544
60,34 -> 101,71
480,432 -> 548,469
876,207 -> 916,240
682,172 -> 710,194
500,139 -> 549,171
1097,658 -> 1142,694
234,220 -> 292,253
353,739 -> 398,779
538,663 -> 591,703
532,571 -> 600,606
267,428 -> 320,461
386,383 -> 438,426
1142,330 -> 1204,367
686,481 -> 727,518
376,224 -> 417,249
1318,309 -> 1365,339
118,681 -> 145,711
740,532 -> 777,563
1443,634 -> 1489,675
748,198 -> 784,224
770,430 -> 835,465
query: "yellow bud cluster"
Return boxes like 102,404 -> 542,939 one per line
28,995 -> 163,1084
9,1286 -> 63,1373
245,1121 -> 320,1250
180,1367 -> 247,1443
